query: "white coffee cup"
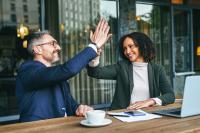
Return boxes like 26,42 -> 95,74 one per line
85,110 -> 106,124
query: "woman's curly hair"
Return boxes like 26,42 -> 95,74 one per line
118,32 -> 156,62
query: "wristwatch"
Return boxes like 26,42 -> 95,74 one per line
91,43 -> 99,49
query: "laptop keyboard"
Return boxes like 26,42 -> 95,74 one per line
155,108 -> 181,115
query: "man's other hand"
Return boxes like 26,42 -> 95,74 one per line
76,105 -> 93,117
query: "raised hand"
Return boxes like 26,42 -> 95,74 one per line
90,18 -> 112,49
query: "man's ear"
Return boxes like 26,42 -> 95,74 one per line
32,46 -> 42,54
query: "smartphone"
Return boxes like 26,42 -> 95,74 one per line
124,111 -> 146,116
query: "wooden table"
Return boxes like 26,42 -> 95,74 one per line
0,103 -> 200,133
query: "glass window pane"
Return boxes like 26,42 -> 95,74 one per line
59,0 -> 118,107
0,0 -> 40,117
136,3 -> 171,78
174,9 -> 191,72
193,9 -> 200,71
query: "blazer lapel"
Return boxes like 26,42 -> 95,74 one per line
128,62 -> 134,98
148,63 -> 154,97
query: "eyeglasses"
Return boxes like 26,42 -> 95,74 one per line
37,40 -> 59,48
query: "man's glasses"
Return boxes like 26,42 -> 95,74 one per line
37,40 -> 59,48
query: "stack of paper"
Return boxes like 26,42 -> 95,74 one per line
107,110 -> 162,122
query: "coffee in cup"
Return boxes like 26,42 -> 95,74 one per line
85,110 -> 106,124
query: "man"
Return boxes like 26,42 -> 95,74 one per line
16,19 -> 111,122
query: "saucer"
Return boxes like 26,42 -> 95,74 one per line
80,118 -> 112,127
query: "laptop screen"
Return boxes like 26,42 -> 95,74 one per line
181,75 -> 200,117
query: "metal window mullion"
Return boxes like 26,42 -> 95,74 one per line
40,0 -> 45,30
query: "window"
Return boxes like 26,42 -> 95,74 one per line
70,21 -> 73,28
23,4 -> 28,12
65,12 -> 68,18
70,12 -> 73,18
24,15 -> 29,23
79,7 -> 82,13
193,9 -> 200,71
75,13 -> 77,20
10,3 -> 15,11
75,22 -> 78,29
10,14 -> 16,22
136,3 -> 171,76
173,9 -> 192,73
69,3 -> 73,10
58,0 -> 118,107
75,5 -> 77,11
65,21 -> 68,27
0,0 -> 40,120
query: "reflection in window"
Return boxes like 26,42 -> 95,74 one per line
11,3 -> 16,11
10,14 -> 17,22
193,9 -> 200,71
24,15 -> 29,23
59,0 -> 118,106
23,4 -> 28,12
0,0 -> 40,117
174,9 -> 191,72
136,3 -> 171,78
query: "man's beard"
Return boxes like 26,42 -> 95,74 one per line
51,51 -> 60,64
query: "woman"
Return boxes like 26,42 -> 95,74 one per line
88,32 -> 175,110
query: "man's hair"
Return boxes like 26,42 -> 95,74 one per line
27,30 -> 50,55
118,32 -> 156,62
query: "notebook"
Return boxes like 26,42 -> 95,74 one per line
154,75 -> 200,118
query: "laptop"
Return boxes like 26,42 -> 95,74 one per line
154,75 -> 200,118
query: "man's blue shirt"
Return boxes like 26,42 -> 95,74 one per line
16,47 -> 97,122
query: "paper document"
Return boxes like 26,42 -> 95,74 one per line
107,110 -> 162,122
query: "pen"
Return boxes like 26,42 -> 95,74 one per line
108,114 -> 130,117
124,111 -> 146,116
